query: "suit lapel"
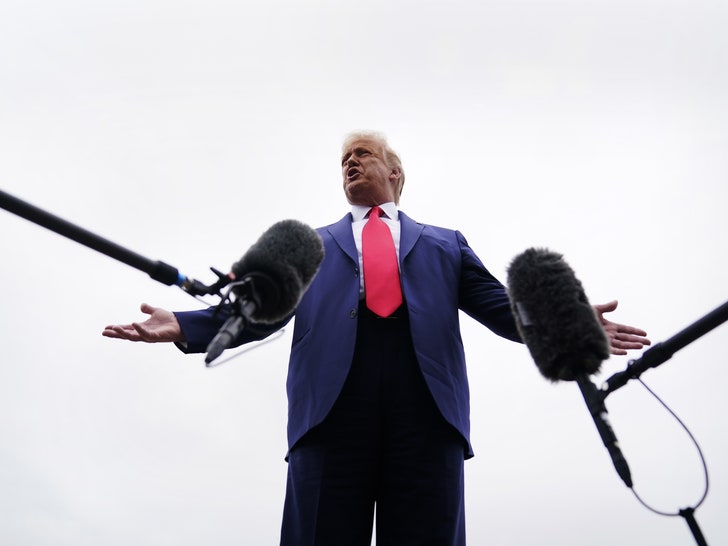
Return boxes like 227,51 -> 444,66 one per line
326,213 -> 358,265
398,211 -> 424,263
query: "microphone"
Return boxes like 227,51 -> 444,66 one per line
205,219 -> 324,364
507,247 -> 633,487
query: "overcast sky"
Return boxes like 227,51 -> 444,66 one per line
1,0 -> 727,544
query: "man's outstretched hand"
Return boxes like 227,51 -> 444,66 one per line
594,300 -> 651,355
103,303 -> 184,343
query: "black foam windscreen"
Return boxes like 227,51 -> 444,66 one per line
231,219 -> 324,324
507,248 -> 609,381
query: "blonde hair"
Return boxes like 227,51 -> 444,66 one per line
342,131 -> 405,203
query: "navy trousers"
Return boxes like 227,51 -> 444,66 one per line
280,304 -> 467,545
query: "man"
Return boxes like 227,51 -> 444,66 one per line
104,131 -> 650,545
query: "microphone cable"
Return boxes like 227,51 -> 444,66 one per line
205,328 -> 287,368
612,376 -> 712,546
627,377 -> 709,518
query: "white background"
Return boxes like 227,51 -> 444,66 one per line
1,0 -> 727,544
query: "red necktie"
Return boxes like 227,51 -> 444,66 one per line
362,206 -> 402,317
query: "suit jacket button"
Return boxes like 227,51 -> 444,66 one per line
349,309 -> 358,318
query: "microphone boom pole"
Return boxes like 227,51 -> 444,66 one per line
602,299 -> 728,396
0,188 -> 223,297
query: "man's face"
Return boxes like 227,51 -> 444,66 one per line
341,138 -> 400,206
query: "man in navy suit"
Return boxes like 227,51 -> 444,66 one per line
104,131 -> 650,545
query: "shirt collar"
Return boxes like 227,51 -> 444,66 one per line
351,202 -> 399,222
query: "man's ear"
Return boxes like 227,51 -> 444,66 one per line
389,167 -> 401,183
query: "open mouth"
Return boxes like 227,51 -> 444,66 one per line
347,168 -> 361,181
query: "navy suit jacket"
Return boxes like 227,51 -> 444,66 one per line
175,211 -> 522,458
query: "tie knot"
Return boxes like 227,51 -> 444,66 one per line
369,206 -> 383,220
